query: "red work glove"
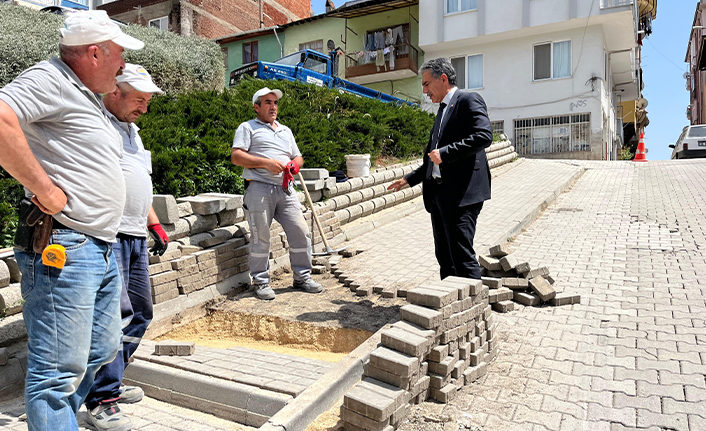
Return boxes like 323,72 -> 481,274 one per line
282,160 -> 299,194
148,223 -> 169,256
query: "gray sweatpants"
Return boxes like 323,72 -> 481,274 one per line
244,181 -> 312,285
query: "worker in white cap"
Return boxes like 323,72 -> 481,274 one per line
81,64 -> 165,431
231,87 -> 323,300
0,10 -> 144,431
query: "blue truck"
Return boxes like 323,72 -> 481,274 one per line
229,49 -> 414,106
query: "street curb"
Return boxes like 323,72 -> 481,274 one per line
259,324 -> 389,431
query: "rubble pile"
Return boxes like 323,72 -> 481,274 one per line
480,243 -> 580,312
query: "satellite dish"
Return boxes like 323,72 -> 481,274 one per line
636,98 -> 648,109
684,72 -> 691,80
327,40 -> 335,51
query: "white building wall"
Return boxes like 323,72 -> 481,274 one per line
423,25 -> 611,159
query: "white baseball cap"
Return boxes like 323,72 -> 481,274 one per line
117,64 -> 163,94
60,11 -> 144,50
252,87 -> 283,105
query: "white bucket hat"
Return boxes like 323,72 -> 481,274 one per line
60,10 -> 144,50
252,87 -> 283,105
117,64 -> 163,93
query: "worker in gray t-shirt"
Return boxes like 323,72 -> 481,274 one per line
84,64 -> 168,431
232,87 -> 323,300
0,11 -> 144,431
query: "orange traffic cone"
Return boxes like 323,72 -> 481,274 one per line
634,131 -> 648,162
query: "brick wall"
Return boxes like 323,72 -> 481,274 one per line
100,0 -> 311,39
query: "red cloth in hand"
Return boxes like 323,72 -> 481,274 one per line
148,223 -> 169,256
282,160 -> 299,193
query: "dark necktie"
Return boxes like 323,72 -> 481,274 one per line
427,102 -> 447,179
431,102 -> 447,150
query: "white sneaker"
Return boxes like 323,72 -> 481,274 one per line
118,385 -> 143,404
87,402 -> 132,431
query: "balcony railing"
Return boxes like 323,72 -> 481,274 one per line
600,0 -> 633,8
344,43 -> 419,82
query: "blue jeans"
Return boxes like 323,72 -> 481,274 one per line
16,229 -> 122,431
85,234 -> 152,409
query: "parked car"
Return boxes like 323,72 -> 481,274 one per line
670,125 -> 706,159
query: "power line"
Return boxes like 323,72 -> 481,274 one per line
646,39 -> 686,72
572,0 -> 596,76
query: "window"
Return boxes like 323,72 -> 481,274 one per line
222,47 -> 229,71
534,40 -> 572,80
451,55 -> 482,89
467,54 -> 483,89
491,121 -> 504,135
303,54 -> 328,74
451,57 -> 465,90
446,0 -> 477,14
148,16 -> 169,32
243,41 -> 258,64
514,113 -> 590,155
299,40 -> 324,53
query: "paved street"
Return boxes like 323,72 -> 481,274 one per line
384,160 -> 706,431
2,159 -> 705,430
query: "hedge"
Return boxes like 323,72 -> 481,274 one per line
0,3 -> 224,92
139,78 -> 434,197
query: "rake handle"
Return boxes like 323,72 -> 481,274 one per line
297,172 -> 332,251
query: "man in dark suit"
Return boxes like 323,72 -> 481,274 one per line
389,57 -> 492,280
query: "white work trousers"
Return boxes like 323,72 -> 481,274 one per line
244,181 -> 312,285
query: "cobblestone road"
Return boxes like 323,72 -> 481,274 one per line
393,160 -> 706,431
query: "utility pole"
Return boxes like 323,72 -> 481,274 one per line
259,0 -> 264,28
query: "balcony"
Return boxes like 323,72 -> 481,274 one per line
601,0 -> 633,9
344,43 -> 419,85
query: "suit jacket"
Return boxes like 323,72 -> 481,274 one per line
405,90 -> 493,212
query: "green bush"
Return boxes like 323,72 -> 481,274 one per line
137,78 -> 434,197
0,176 -> 24,248
0,3 -> 224,92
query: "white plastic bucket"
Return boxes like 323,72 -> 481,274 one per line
345,154 -> 371,178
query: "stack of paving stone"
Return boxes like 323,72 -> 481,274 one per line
294,168 -> 337,202
0,257 -> 21,317
485,139 -> 518,169
480,243 -> 580,311
341,276 -> 495,430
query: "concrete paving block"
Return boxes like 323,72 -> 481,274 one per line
488,289 -> 499,304
463,362 -> 487,385
502,277 -> 529,289
171,255 -> 197,271
458,342 -> 471,360
0,346 -> 7,366
428,356 -> 455,376
0,283 -> 22,316
514,291 -> 540,306
544,274 -> 556,284
381,327 -> 429,357
451,359 -> 468,379
177,196 -> 226,215
162,219 -> 190,241
430,383 -> 457,403
344,384 -> 398,421
429,345 -> 449,363
407,287 -> 456,309
369,347 -> 419,378
148,261 -> 171,276
340,406 -> 391,431
200,236 -> 225,248
177,202 -> 193,218
496,287 -> 513,301
154,340 -> 195,356
152,288 -> 179,304
481,277 -> 502,289
152,195 -> 180,224
356,285 -> 372,296
529,276 -> 556,302
390,321 -> 435,343
524,266 -> 550,279
184,214 -> 218,235
499,254 -> 519,272
515,261 -> 531,274
411,375 -> 430,398
549,293 -> 581,306
311,265 -> 327,274
149,270 -> 179,287
299,169 -> 329,180
4,257 -> 21,283
478,255 -> 501,271
492,300 -> 515,313
400,304 -> 442,329
178,244 -> 202,255
0,261 -> 10,288
489,243 -> 511,258
216,209 -> 239,227
247,387 -> 294,417
199,193 -> 243,211
381,286 -> 397,298
364,363 -> 412,389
